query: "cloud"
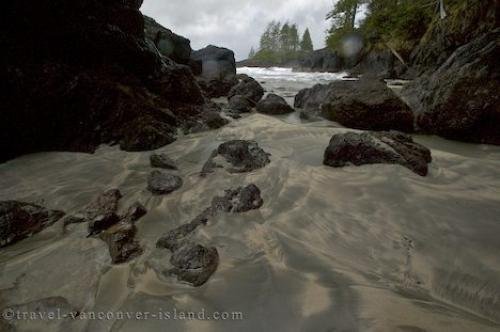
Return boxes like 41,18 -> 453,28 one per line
140,0 -> 333,60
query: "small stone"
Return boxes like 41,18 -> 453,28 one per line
147,170 -> 183,195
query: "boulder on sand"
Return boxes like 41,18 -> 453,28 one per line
295,79 -> 414,132
323,131 -> 432,176
257,93 -> 294,115
147,170 -> 183,195
228,74 -> 265,106
228,95 -> 253,113
0,201 -> 65,247
202,140 -> 271,175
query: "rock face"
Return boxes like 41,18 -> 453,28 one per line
147,170 -> 183,195
191,45 -> 236,81
144,16 -> 191,65
0,0 -> 221,163
156,183 -> 263,286
228,74 -> 265,106
202,140 -> 271,175
150,153 -> 177,170
410,0 -> 497,73
402,29 -> 499,145
0,201 -> 65,247
256,94 -> 294,115
323,131 -> 432,176
296,79 -> 414,132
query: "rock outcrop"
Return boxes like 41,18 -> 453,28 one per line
0,201 -> 65,247
144,16 -> 192,65
256,94 -> 294,115
324,131 -> 432,176
401,2 -> 499,145
0,0 -> 226,163
296,79 -> 414,132
297,48 -> 344,73
202,140 -> 271,175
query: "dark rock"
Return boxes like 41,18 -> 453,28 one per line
88,213 -> 121,237
228,75 -> 265,106
211,184 -> 264,213
296,79 -> 414,132
298,48 -> 344,73
228,95 -> 253,113
100,222 -> 143,264
0,0 -> 212,163
191,45 -> 236,81
256,94 -> 294,115
196,77 -> 238,98
147,170 -> 183,195
83,189 -> 122,220
202,140 -> 271,175
168,244 -> 219,287
84,193 -> 122,235
402,28 -> 500,145
150,153 -> 177,170
294,83 -> 333,112
323,131 -> 432,176
122,202 -> 148,224
184,110 -> 229,134
144,16 -> 191,65
320,79 -> 414,132
0,201 -> 65,247
156,219 -> 206,251
410,0 -> 497,73
120,118 -> 177,152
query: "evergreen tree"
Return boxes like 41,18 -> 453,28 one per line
248,47 -> 256,59
300,28 -> 314,52
290,24 -> 300,52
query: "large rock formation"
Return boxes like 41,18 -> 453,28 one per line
401,1 -> 499,145
295,79 -> 414,132
144,16 -> 192,65
410,0 -> 497,73
324,131 -> 432,176
297,48 -> 344,73
0,0 -> 226,163
191,45 -> 236,81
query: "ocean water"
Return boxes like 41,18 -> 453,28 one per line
1,69 -> 500,332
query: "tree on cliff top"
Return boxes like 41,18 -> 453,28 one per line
300,29 -> 313,53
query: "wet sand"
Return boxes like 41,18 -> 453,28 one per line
1,69 -> 500,332
0,114 -> 500,331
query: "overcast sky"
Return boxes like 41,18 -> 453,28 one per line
141,0 -> 333,60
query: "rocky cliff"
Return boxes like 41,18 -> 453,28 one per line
0,0 -> 228,162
